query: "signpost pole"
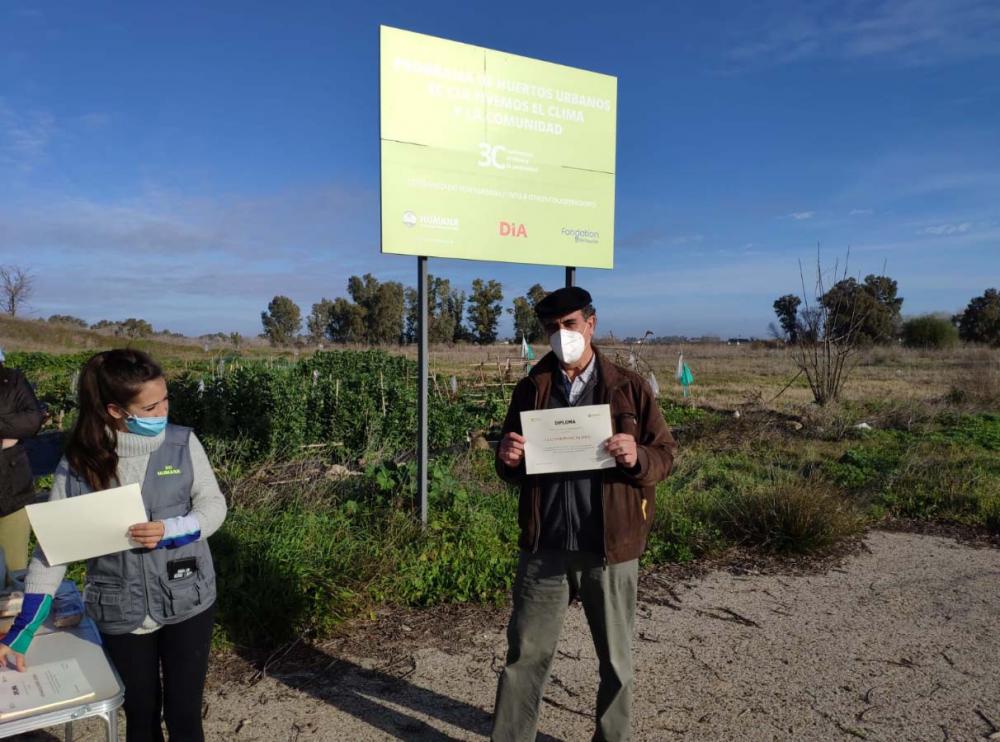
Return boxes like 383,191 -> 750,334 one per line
565,266 -> 576,288
417,256 -> 429,526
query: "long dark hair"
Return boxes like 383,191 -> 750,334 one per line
65,349 -> 164,491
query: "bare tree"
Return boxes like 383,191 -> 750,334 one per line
0,265 -> 34,317
793,249 -> 869,405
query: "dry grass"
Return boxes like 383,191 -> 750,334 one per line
417,342 -> 999,413
0,315 -> 222,357
946,347 -> 1000,408
715,477 -> 864,553
6,312 -> 995,414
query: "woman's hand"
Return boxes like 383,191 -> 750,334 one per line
1,438 -> 17,450
128,521 -> 165,549
0,643 -> 26,672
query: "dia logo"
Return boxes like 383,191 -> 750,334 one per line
498,221 -> 528,238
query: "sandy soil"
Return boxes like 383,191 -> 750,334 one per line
16,529 -> 1000,741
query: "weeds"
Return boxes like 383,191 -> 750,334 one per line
716,477 -> 862,553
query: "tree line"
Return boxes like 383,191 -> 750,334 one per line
771,276 -> 1000,348
261,276 -> 554,347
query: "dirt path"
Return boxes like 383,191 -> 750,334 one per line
30,530 -> 1000,741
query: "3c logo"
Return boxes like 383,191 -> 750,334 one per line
477,143 -> 507,170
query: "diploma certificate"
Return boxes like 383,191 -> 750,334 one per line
26,483 -> 149,565
520,404 -> 615,475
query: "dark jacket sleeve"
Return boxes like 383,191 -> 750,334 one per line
620,379 -> 677,488
0,370 -> 44,440
494,378 -> 533,485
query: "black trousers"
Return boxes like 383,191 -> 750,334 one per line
101,604 -> 215,742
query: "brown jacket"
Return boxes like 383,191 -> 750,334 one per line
496,348 -> 677,564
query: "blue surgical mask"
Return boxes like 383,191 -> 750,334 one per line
125,415 -> 168,437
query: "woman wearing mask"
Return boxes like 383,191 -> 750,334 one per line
0,346 -> 45,576
0,349 -> 226,742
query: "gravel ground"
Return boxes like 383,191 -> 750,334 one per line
15,529 -> 1000,741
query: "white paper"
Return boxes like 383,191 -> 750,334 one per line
26,483 -> 148,565
0,658 -> 95,719
520,404 -> 616,475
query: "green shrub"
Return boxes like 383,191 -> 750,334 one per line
395,489 -> 519,605
901,315 -> 959,349
878,446 -> 998,523
715,477 -> 862,553
169,350 -> 498,463
646,488 -> 723,563
209,454 -> 520,647
209,494 -> 411,647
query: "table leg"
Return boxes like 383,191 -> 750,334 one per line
103,711 -> 119,742
64,722 -> 74,742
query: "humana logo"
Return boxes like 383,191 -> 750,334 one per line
157,465 -> 182,477
403,211 -> 459,230
499,221 -> 528,237
420,215 -> 459,228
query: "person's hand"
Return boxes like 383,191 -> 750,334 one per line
1,438 -> 17,450
605,433 -> 638,468
128,521 -> 165,549
499,432 -> 526,468
0,643 -> 26,672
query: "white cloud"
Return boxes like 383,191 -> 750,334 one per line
3,183 -> 393,335
671,233 -> 704,246
919,222 -> 973,235
849,208 -> 874,215
0,185 -> 376,259
727,0 -> 1000,68
79,112 -> 112,130
0,100 -> 55,171
617,229 -> 705,250
787,211 -> 815,220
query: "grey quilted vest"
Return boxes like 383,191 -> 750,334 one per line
66,424 -> 217,635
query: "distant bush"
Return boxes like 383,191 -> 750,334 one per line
47,314 -> 88,328
957,288 -> 1000,347
901,314 -> 959,349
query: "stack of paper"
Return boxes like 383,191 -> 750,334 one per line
0,658 -> 95,720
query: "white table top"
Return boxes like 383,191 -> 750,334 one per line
0,597 -> 123,738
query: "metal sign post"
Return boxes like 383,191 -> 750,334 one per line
417,256 -> 429,526
565,266 -> 576,288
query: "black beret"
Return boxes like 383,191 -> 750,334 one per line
535,286 -> 593,320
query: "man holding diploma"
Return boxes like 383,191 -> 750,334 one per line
491,287 -> 677,742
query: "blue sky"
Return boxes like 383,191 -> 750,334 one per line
1,0 -> 998,339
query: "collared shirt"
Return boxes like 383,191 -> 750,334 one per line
559,352 -> 597,405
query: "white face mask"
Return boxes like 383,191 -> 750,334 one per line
550,329 -> 586,365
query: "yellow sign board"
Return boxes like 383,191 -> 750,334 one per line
380,26 -> 617,268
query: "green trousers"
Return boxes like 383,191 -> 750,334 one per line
491,549 -> 638,742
